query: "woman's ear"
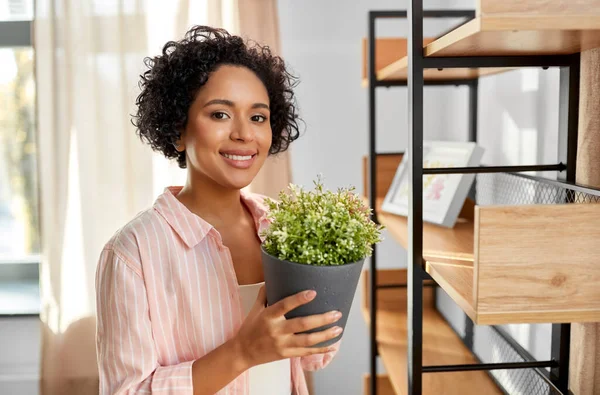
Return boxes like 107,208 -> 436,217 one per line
174,131 -> 185,152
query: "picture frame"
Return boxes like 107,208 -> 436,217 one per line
381,141 -> 484,228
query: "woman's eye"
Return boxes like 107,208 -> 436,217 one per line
212,112 -> 230,120
251,115 -> 267,123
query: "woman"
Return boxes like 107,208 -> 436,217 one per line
95,26 -> 341,395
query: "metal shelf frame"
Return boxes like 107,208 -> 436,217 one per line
366,6 -> 583,395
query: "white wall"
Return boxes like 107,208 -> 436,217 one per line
0,316 -> 40,395
277,1 -> 560,394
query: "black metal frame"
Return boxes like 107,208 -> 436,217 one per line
367,6 -> 584,395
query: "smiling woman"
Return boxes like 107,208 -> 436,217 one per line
132,25 -> 300,170
175,65 -> 273,188
95,26 -> 340,395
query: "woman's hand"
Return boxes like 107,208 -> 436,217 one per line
233,286 -> 342,369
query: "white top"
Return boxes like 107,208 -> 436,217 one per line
238,282 -> 291,395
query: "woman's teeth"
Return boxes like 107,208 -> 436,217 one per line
222,153 -> 253,161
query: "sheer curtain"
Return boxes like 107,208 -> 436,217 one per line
35,1 -> 155,393
34,1 -> 291,394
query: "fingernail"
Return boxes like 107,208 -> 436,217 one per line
332,326 -> 343,335
305,290 -> 316,300
329,311 -> 342,320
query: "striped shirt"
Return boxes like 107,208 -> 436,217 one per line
95,186 -> 338,394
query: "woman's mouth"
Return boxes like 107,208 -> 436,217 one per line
222,153 -> 253,161
220,152 -> 257,169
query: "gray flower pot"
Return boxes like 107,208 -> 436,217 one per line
261,247 -> 365,347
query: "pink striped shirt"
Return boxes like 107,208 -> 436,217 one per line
95,186 -> 338,395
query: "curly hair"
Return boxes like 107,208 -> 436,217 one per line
132,25 -> 301,169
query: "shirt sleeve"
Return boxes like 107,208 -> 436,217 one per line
299,340 -> 341,372
96,248 -> 194,394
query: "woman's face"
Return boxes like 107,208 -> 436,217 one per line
179,65 -> 272,190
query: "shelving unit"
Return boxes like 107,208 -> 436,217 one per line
363,2 -> 600,395
364,159 -> 600,325
360,269 -> 502,395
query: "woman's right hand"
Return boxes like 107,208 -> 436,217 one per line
233,285 -> 342,369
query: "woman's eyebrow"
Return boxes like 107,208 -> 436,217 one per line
204,99 -> 234,108
252,103 -> 270,110
204,99 -> 270,110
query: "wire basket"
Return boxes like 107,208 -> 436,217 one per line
475,172 -> 600,206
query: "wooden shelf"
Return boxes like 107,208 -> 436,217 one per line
363,154 -> 600,325
425,14 -> 600,57
376,198 -> 475,265
361,38 -> 510,85
377,200 -> 600,325
362,2 -> 600,86
425,261 -> 476,320
361,269 -> 502,395
363,375 -> 395,395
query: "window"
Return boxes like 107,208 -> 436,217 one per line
0,0 -> 32,20
0,1 -> 38,276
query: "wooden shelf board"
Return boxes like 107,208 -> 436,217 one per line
425,16 -> 600,57
378,341 -> 505,395
375,198 -> 475,265
361,271 -> 502,395
361,37 -> 511,86
426,261 -> 477,322
377,56 -> 509,82
363,374 -> 395,395
473,203 -> 600,324
373,198 -> 600,325
362,13 -> 600,86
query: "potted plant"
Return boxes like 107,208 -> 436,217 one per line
261,176 -> 384,346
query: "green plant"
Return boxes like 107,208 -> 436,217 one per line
261,175 -> 384,266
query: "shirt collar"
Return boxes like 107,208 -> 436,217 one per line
153,186 -> 271,248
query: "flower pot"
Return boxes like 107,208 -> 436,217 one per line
261,247 -> 365,347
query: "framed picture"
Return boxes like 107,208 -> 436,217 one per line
381,141 -> 484,228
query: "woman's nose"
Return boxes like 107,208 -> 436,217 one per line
231,119 -> 255,142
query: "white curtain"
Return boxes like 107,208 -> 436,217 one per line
35,1 -> 155,393
34,1 -> 290,393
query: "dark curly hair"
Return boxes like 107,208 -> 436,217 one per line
132,25 -> 301,169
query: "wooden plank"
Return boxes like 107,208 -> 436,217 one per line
376,203 -> 600,325
362,154 -> 403,201
360,269 -> 435,316
475,204 -> 600,324
377,55 -> 509,82
361,38 -> 410,81
363,374 -> 395,395
577,48 -> 600,188
570,45 -> 600,395
379,340 -> 504,395
361,271 -> 502,395
377,344 -> 407,395
376,199 -> 475,265
425,261 -> 477,321
478,0 -> 600,17
425,17 -> 600,57
361,37 -> 510,85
